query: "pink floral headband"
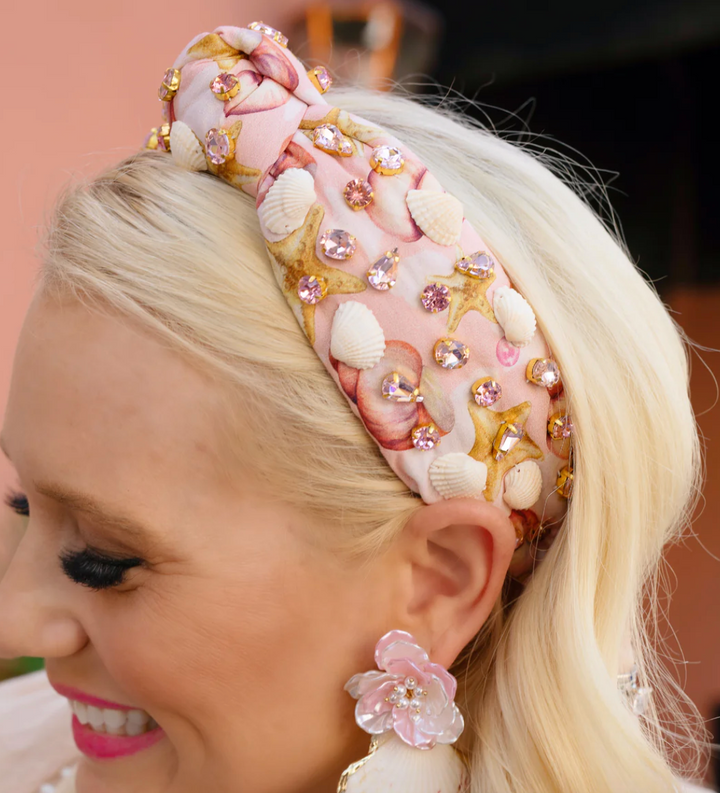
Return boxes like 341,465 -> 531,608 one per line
144,21 -> 574,579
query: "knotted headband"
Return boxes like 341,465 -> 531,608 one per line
144,21 -> 574,579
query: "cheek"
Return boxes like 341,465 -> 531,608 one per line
81,542 -> 368,777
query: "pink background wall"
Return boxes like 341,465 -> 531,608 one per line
1,0 -> 718,768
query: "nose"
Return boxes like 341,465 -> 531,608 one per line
0,520 -> 87,660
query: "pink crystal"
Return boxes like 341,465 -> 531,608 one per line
530,359 -> 560,387
313,66 -> 332,92
456,251 -> 495,279
163,68 -> 176,84
248,21 -> 288,47
367,249 -> 399,290
344,178 -> 374,210
494,423 -> 524,460
557,467 -> 574,498
382,372 -> 423,403
411,424 -> 441,451
421,283 -> 451,312
210,72 -> 239,96
158,84 -> 171,101
473,379 -> 502,407
298,275 -> 326,304
371,145 -> 404,173
434,339 -> 469,369
320,229 -> 356,259
550,415 -> 573,440
205,128 -> 232,164
313,124 -> 344,153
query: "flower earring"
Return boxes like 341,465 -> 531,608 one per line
338,630 -> 470,793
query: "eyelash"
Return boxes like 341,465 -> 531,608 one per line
3,488 -> 144,590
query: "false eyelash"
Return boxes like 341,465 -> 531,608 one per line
59,547 -> 144,591
4,488 -> 29,517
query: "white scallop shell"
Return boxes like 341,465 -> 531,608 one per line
343,735 -> 469,793
169,121 -> 208,172
503,460 -> 543,509
429,453 -> 488,499
330,301 -> 386,370
258,167 -> 316,237
406,189 -> 464,246
492,285 -> 537,347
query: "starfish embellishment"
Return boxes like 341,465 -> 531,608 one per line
467,399 -> 544,501
206,121 -> 263,190
428,268 -> 498,334
265,203 -> 367,345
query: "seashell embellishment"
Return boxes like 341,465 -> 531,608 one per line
169,121 -> 208,172
429,453 -> 488,499
342,734 -> 469,793
503,460 -> 543,509
258,168 -> 316,237
492,286 -> 537,347
406,189 -> 464,246
330,301 -> 386,370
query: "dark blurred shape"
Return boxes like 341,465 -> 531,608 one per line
289,1 -> 442,90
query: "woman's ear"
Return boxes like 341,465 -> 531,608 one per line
393,498 -> 517,668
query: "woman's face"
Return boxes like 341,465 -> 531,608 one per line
0,293 -> 404,793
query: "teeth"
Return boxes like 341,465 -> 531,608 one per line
69,699 -> 157,736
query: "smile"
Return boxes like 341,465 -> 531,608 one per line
70,699 -> 159,736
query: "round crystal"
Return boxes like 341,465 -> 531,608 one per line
297,275 -> 327,304
550,414 -> 573,439
530,359 -> 560,387
309,66 -> 333,93
248,21 -> 288,47
210,72 -> 239,98
421,283 -> 451,312
473,379 -> 502,407
434,338 -> 470,369
412,424 -> 441,451
344,178 -> 374,210
370,145 -> 404,175
319,229 -> 356,259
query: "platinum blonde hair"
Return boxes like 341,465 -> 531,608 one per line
39,86 -> 707,792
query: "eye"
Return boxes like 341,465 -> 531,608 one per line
60,547 -> 144,591
4,488 -> 29,517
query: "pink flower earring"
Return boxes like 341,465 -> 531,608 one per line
338,630 -> 470,792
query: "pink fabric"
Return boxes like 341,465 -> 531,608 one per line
153,23 -> 573,578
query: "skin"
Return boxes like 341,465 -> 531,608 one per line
0,292 -> 517,793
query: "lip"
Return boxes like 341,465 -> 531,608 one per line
50,682 -> 137,711
71,715 -> 165,760
50,682 -> 165,760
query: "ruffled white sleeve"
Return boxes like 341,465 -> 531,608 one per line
0,669 -> 80,793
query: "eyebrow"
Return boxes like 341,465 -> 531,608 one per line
0,432 -> 155,547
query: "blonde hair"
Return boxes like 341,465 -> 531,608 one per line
39,86 -> 708,792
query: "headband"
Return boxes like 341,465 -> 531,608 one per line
143,21 -> 574,580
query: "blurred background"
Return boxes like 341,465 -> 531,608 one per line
0,0 -> 718,785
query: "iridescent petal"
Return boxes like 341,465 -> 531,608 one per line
424,662 -> 458,701
434,704 -> 465,744
344,670 -> 396,699
375,630 -> 429,670
355,680 -> 396,734
384,658 -> 429,688
392,707 -> 436,749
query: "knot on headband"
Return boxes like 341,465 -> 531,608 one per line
145,21 -> 574,580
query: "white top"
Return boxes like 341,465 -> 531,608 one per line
0,670 -> 710,793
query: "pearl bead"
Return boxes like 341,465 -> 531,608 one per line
409,697 -> 423,709
404,676 -> 417,689
395,697 -> 409,709
394,684 -> 407,697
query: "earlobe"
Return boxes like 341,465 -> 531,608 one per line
398,498 -> 517,669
